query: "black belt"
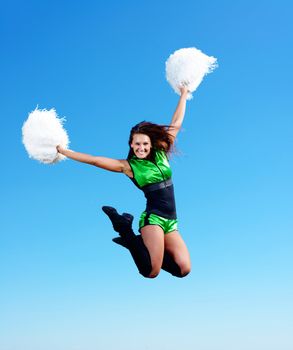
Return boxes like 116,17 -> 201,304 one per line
142,178 -> 173,194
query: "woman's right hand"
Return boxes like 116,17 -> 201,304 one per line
56,145 -> 63,153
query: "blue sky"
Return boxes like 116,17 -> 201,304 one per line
0,1 -> 292,349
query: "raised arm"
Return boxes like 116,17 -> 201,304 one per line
57,146 -> 128,173
168,86 -> 189,140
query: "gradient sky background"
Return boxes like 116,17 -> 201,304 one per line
1,1 -> 292,349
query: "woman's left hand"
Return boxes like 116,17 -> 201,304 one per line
179,85 -> 189,97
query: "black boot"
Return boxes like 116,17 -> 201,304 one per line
102,206 -> 135,241
112,236 -> 129,248
102,206 -> 152,277
112,235 -> 152,278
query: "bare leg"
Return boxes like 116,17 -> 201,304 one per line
140,225 -> 165,278
104,207 -> 191,278
164,230 -> 191,277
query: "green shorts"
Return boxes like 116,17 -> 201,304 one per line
139,211 -> 178,234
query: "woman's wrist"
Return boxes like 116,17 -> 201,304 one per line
181,92 -> 188,100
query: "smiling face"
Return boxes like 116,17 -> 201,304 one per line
130,133 -> 152,159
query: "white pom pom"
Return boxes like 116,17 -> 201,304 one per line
22,108 -> 70,164
166,47 -> 218,99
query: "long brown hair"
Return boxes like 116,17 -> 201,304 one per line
127,121 -> 174,160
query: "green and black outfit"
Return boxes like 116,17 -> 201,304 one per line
128,149 -> 178,234
103,148 -> 183,278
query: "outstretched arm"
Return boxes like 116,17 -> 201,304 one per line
168,86 -> 189,140
57,146 -> 127,173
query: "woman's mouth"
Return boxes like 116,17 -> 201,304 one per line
136,149 -> 146,156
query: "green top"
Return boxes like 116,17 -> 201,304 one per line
128,149 -> 172,188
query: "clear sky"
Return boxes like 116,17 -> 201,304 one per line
1,1 -> 292,349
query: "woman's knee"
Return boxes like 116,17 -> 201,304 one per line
147,271 -> 160,278
147,264 -> 162,278
142,261 -> 162,278
177,260 -> 191,277
180,264 -> 191,277
138,261 -> 161,278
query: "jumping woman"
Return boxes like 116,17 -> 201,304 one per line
57,86 -> 191,278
